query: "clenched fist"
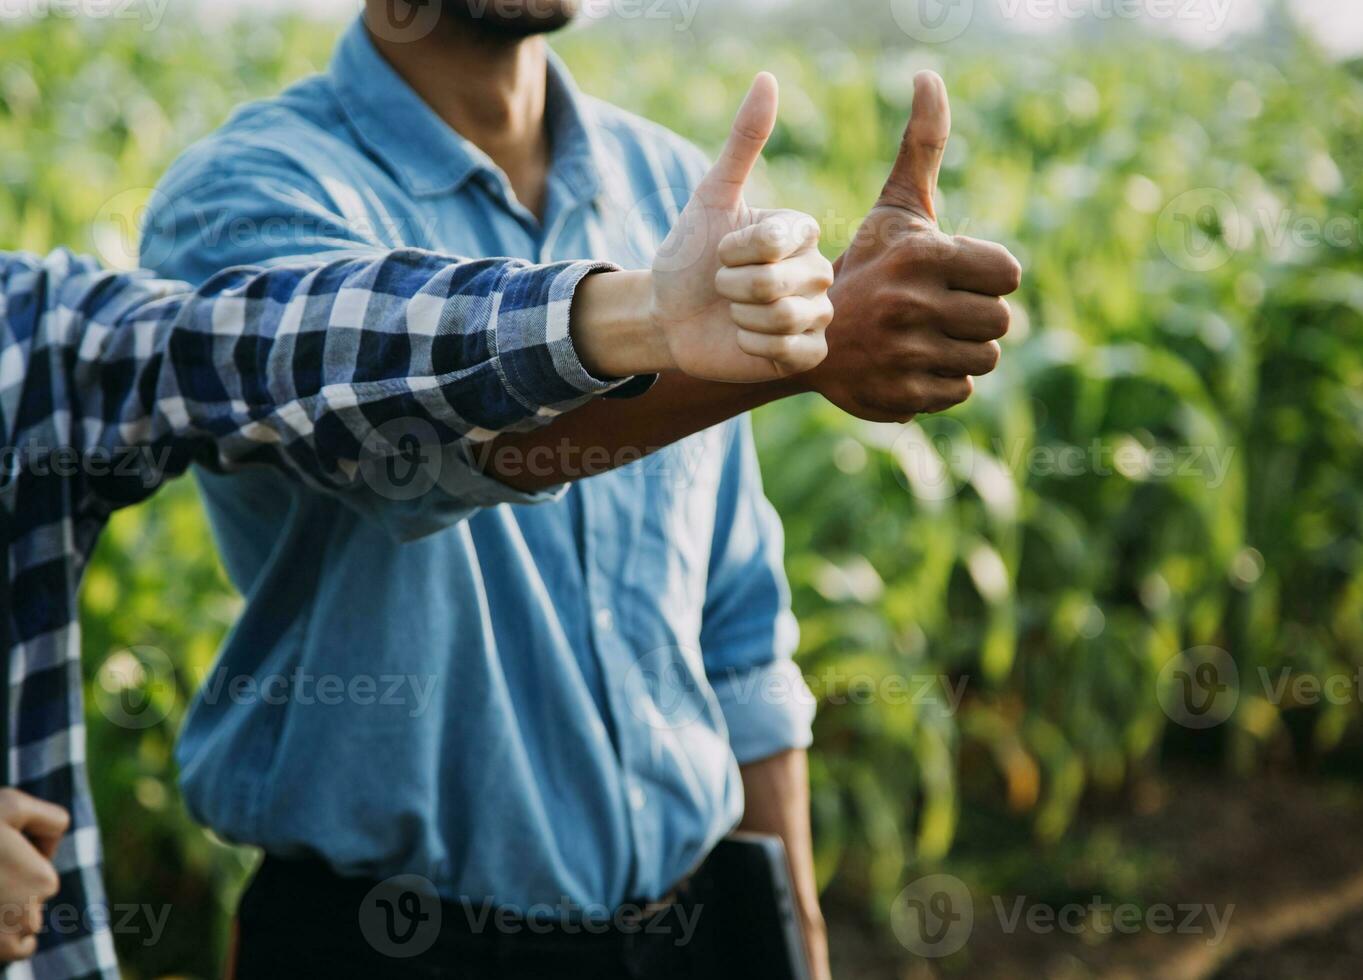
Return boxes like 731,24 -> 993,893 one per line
0,788 -> 68,962
806,70 -> 1022,421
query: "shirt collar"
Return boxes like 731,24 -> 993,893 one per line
330,18 -> 605,205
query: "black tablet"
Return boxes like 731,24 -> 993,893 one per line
686,832 -> 812,980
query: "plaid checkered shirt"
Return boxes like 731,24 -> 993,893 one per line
0,246 -> 627,978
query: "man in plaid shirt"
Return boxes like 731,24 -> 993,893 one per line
0,154 -> 838,977
0,247 -> 627,977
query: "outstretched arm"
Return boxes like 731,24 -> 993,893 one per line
478,71 -> 1021,492
122,73 -> 835,532
3,248 -> 635,513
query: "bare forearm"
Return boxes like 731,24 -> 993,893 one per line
568,269 -> 673,378
472,371 -> 803,491
738,748 -> 830,980
472,194 -> 835,492
472,268 -> 786,490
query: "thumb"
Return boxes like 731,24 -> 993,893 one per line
878,70 -> 951,222
696,72 -> 778,206
0,791 -> 69,859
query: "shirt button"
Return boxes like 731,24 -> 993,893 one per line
594,608 -> 615,632
629,784 -> 647,811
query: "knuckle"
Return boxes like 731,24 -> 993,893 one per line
772,297 -> 804,331
918,291 -> 945,324
37,865 -> 60,899
813,256 -> 836,290
917,134 -> 949,155
753,222 -> 787,261
770,334 -> 801,362
931,233 -> 962,262
865,282 -> 898,314
882,285 -> 933,327
793,213 -> 821,246
994,299 -> 1012,337
732,121 -> 768,145
907,230 -> 955,269
815,295 -> 835,329
758,239 -> 785,263
751,268 -> 783,302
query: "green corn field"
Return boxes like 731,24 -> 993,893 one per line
2,6 -> 1358,976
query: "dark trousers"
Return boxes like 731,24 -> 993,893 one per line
232,857 -> 703,980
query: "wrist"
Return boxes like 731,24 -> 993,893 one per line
569,270 -> 674,379
801,903 -> 827,935
775,362 -> 821,397
798,897 -> 830,978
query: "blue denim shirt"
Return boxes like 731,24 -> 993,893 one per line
141,19 -> 814,910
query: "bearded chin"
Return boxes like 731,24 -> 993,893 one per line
441,0 -> 580,38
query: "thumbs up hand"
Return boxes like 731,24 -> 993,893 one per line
803,71 -> 1022,421
649,73 -> 835,383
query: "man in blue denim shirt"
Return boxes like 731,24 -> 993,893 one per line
141,2 -> 1020,977
4,244 -> 805,978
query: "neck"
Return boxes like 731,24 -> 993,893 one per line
365,13 -> 552,216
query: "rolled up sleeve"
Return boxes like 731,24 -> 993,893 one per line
700,418 -> 815,764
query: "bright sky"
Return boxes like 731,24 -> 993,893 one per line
235,0 -> 1362,56
7,0 -> 1363,58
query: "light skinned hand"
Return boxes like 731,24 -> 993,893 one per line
650,72 -> 835,382
0,788 -> 68,963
